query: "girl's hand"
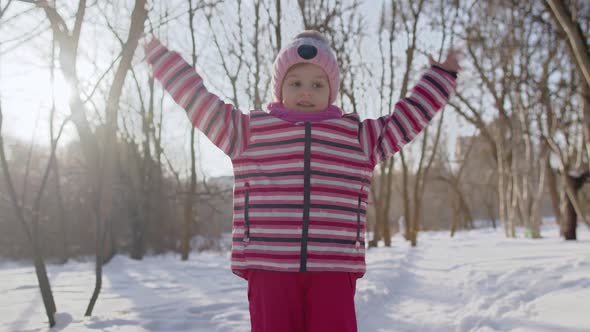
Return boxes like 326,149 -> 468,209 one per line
135,34 -> 160,65
139,33 -> 157,51
428,49 -> 463,73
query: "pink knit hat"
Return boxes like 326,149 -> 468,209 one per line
272,30 -> 340,104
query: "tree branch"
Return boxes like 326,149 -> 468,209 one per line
546,0 -> 590,89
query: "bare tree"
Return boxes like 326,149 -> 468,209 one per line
0,95 -> 69,328
453,0 -> 589,240
404,0 -> 463,246
507,2 -> 551,239
122,63 -> 158,259
539,52 -> 590,239
455,1 -> 538,238
31,0 -> 147,316
204,1 -> 245,109
0,0 -> 236,265
0,0 -> 13,19
544,0 -> 590,238
392,0 -> 454,246
436,133 -> 475,237
0,1 -> 57,327
180,0 -> 201,261
469,8 -> 517,237
546,0 -> 590,91
179,0 -> 223,260
368,0 -> 398,248
85,0 -> 146,315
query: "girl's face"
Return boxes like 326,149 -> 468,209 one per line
281,63 -> 330,112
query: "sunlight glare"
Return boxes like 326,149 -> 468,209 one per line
51,71 -> 73,113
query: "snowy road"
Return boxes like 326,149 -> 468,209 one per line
356,229 -> 590,331
1,226 -> 589,332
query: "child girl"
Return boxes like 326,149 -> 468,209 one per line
144,30 -> 459,332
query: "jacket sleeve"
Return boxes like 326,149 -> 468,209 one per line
359,66 -> 457,166
144,38 -> 249,160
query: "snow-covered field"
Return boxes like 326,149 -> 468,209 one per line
1,225 -> 589,332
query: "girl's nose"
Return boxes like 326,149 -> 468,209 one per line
300,88 -> 312,96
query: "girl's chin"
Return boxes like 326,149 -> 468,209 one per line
283,103 -> 325,112
296,108 -> 322,112
291,105 -> 324,112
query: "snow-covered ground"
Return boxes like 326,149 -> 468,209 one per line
1,225 -> 589,332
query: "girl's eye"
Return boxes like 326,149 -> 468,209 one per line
313,82 -> 324,89
290,81 -> 301,87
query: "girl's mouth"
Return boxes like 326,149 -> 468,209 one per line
297,102 -> 314,107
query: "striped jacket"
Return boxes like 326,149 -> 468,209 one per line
145,39 -> 457,278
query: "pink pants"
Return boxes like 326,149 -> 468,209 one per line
246,270 -> 358,332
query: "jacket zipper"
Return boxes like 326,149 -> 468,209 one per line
300,122 -> 312,272
243,182 -> 250,243
356,187 -> 363,250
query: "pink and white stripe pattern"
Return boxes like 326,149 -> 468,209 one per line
231,113 -> 371,277
145,40 -> 457,279
145,39 -> 249,159
360,66 -> 456,165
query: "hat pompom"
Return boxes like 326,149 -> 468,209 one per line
294,30 -> 330,45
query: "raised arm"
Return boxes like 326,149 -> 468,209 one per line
144,38 -> 249,159
360,51 -> 459,166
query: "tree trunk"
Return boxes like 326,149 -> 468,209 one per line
561,172 -> 590,240
528,147 -> 550,239
85,213 -> 103,316
562,181 -> 577,240
33,245 -> 57,326
369,1 -> 401,248
450,195 -> 459,237
371,158 -> 395,247
401,152 -> 411,241
546,160 -> 561,224
181,0 -> 200,260
52,157 -> 69,263
458,187 -> 474,229
49,36 -> 69,264
382,159 -> 394,246
368,181 -> 382,248
104,215 -> 117,265
584,87 -> 590,177
130,205 -> 145,260
181,174 -> 195,260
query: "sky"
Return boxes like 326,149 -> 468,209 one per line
0,1 -> 475,179
1,222 -> 589,331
